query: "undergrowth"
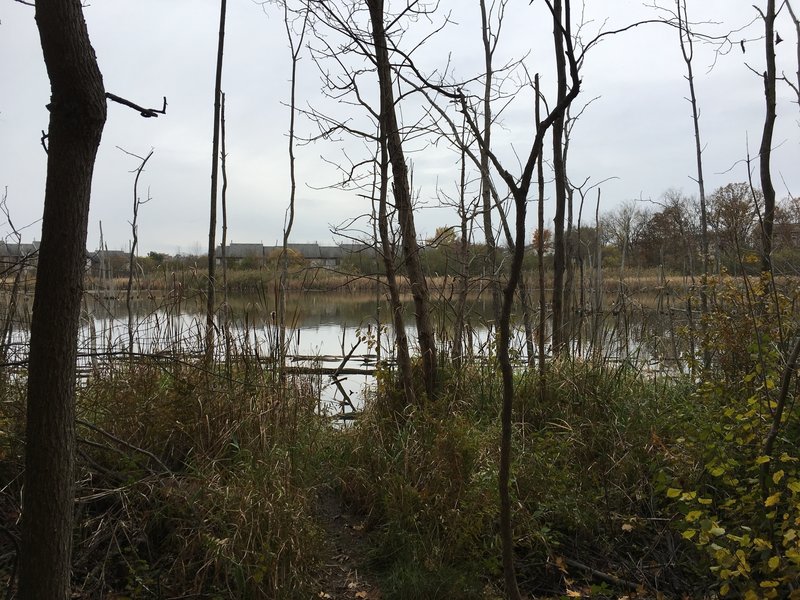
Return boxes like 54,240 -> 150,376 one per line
0,358 -> 329,599
325,360 -> 702,598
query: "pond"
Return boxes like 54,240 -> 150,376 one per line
0,287 -> 691,413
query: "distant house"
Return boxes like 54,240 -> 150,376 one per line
218,243 -> 265,262
0,241 -> 40,273
88,249 -> 130,279
216,242 -> 370,268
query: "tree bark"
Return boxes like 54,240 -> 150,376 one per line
551,0 -> 568,354
20,2 -> 107,598
367,0 -> 438,399
206,0 -> 227,360
376,129 -> 416,408
760,0 -> 777,275
676,0 -> 711,369
479,0 -> 502,324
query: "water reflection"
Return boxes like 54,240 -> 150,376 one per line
2,290 -> 691,413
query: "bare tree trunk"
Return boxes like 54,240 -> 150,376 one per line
123,148 -> 153,358
479,0 -> 502,323
759,0 -> 777,275
452,119 -> 470,369
278,3 -> 308,375
220,93 -> 228,308
206,0 -> 227,360
536,75 -> 547,379
551,0 -> 568,355
593,190 -> 603,355
220,92 -> 231,363
676,0 -> 711,368
367,0 -> 437,399
20,2 -> 107,597
483,8 -> 580,594
376,130 -> 416,408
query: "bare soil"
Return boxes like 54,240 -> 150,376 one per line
314,490 -> 382,600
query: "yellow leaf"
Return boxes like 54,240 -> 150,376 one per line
788,481 -> 800,493
698,497 -> 713,505
685,511 -> 703,523
745,590 -> 760,600
768,556 -> 780,571
720,582 -> 730,596
756,455 -> 771,465
761,580 -> 780,588
709,526 -> 726,537
766,492 -> 782,508
682,529 -> 697,540
774,470 -> 785,484
666,488 -> 681,498
565,590 -> 582,598
754,537 -> 774,550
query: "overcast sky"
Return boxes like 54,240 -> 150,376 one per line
0,0 -> 798,255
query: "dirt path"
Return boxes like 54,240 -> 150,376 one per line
314,490 -> 382,600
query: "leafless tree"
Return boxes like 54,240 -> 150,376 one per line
277,1 -> 309,375
366,0 -> 438,397
757,0 -> 778,274
455,2 -> 581,594
206,0 -> 228,360
304,0 -> 441,400
119,147 -> 154,358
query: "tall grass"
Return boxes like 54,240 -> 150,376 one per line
0,356 -> 330,598
323,359 -> 702,598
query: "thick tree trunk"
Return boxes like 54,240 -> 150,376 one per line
367,0 -> 437,399
20,2 -> 107,598
377,132 -> 416,408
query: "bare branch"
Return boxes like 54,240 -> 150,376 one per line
105,93 -> 167,118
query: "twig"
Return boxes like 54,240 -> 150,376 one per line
105,93 -> 167,118
0,526 -> 19,600
564,557 -> 641,591
76,418 -> 172,474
